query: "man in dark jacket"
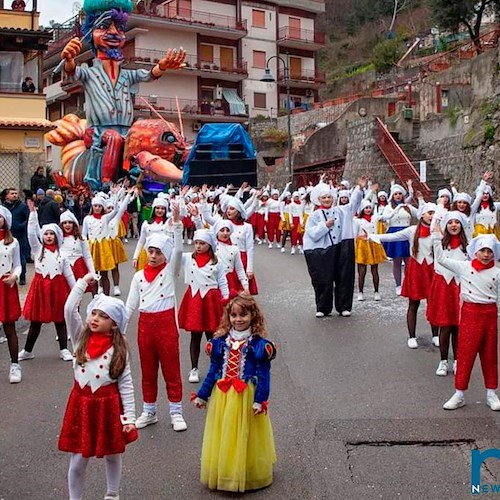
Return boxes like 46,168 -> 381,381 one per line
37,189 -> 61,226
3,188 -> 30,285
30,167 -> 49,194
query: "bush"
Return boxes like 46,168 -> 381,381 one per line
262,127 -> 288,148
371,38 -> 404,73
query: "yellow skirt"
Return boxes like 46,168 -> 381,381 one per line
473,223 -> 500,239
117,219 -> 127,239
88,239 -> 115,271
201,383 -> 276,492
377,220 -> 387,235
109,237 -> 128,265
136,248 -> 148,271
278,213 -> 291,232
355,238 -> 387,265
298,213 -> 309,235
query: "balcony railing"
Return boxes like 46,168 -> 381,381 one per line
134,95 -> 248,118
278,26 -> 325,45
123,48 -> 247,75
278,68 -> 325,84
137,6 -> 246,32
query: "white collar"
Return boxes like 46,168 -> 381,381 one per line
229,328 -> 252,341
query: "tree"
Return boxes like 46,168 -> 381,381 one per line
428,0 -> 500,53
371,37 -> 404,73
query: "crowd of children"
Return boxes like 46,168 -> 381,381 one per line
1,169 -> 500,497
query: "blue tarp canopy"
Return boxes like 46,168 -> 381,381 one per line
182,123 -> 256,185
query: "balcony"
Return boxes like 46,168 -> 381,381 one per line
277,26 -> 325,51
133,95 -> 248,122
0,8 -> 40,30
129,8 -> 247,40
122,48 -> 248,82
278,68 -> 326,88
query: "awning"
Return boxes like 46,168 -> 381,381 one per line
0,117 -> 56,130
222,88 -> 246,116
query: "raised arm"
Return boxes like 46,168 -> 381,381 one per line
64,277 -> 87,345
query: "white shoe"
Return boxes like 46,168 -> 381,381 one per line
123,238 -> 129,243
135,411 -> 158,429
268,243 -> 273,249
0,335 -> 7,344
277,243 -> 282,249
113,286 -> 121,297
171,413 -> 187,432
407,337 -> 418,349
298,246 -> 304,254
188,368 -> 200,383
315,311 -> 325,318
290,246 -> 296,255
486,393 -> 500,411
435,360 -> 448,376
18,349 -> 34,361
443,393 -> 465,410
187,239 -> 192,245
60,349 -> 73,361
98,286 -> 104,294
453,360 -> 457,375
341,311 -> 351,317
9,363 -> 22,383
395,286 -> 402,296
357,292 -> 364,301
280,247 -> 286,253
374,292 -> 381,301
432,336 -> 440,347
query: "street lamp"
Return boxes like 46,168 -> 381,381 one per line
260,54 -> 293,183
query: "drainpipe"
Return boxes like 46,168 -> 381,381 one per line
436,81 -> 442,113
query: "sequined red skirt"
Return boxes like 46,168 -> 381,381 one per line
178,287 -> 223,333
400,258 -> 434,301
240,251 -> 258,295
0,278 -> 21,323
23,273 -> 70,323
426,273 -> 460,326
59,381 -> 129,458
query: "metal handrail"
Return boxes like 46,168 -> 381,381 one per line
278,68 -> 325,83
375,117 -> 431,199
278,26 -> 325,44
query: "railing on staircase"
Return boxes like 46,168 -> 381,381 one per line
375,117 -> 431,199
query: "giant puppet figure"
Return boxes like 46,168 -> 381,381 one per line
56,0 -> 186,189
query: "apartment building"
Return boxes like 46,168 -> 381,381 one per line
43,0 -> 325,151
0,4 -> 53,191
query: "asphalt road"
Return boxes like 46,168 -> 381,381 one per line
1,241 -> 500,500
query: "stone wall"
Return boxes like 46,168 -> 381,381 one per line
20,152 -> 46,193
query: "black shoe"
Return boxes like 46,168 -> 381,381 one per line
19,278 -> 26,285
26,257 -> 34,264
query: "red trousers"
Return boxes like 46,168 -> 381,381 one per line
254,213 -> 266,240
455,302 -> 498,391
138,309 -> 183,403
291,216 -> 303,246
267,212 -> 281,243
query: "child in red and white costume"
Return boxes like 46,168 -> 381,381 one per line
126,204 -> 187,432
0,206 -> 23,383
178,229 -> 229,384
288,191 -> 304,255
214,219 -> 249,298
60,210 -> 96,291
427,211 -> 469,377
265,188 -> 285,248
19,201 -> 76,362
59,274 -> 137,500
254,191 -> 269,244
371,202 -> 437,349
433,234 -> 500,411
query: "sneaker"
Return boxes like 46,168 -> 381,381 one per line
135,411 -> 158,429
487,393 -> 500,411
432,336 -> 440,347
188,368 -> 200,383
18,349 -> 34,361
291,247 -> 296,255
187,239 -> 192,245
315,311 -> 325,318
113,286 -> 121,297
407,337 -> 418,349
0,335 -> 7,344
268,243 -> 273,249
395,286 -> 402,296
435,360 -> 448,376
277,243 -> 282,249
280,247 -> 286,253
374,292 -> 381,301
9,363 -> 22,383
256,237 -> 262,244
123,238 -> 129,243
171,413 -> 187,432
341,311 -> 351,317
357,292 -> 365,301
453,360 -> 457,375
104,495 -> 119,500
60,349 -> 73,361
443,394 -> 465,410
19,278 -> 26,286
298,246 -> 304,254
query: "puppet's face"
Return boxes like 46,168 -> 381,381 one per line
92,18 -> 126,58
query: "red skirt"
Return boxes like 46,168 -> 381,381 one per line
178,287 -> 223,332
240,251 -> 258,295
72,257 -> 94,293
0,277 -> 21,323
182,215 -> 194,229
23,273 -> 70,323
226,270 -> 243,299
401,258 -> 434,301
59,381 -> 131,458
426,274 -> 460,326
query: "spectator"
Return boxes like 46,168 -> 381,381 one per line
30,167 -> 49,193
72,194 -> 91,226
37,189 -> 62,226
22,76 -> 35,92
11,0 -> 26,11
35,188 -> 45,207
2,188 -> 30,285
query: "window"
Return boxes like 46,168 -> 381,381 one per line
200,44 -> 214,63
252,9 -> 265,28
254,92 -> 266,109
253,50 -> 266,69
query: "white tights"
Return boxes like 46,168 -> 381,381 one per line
68,453 -> 122,500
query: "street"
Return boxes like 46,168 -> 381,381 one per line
1,241 -> 500,500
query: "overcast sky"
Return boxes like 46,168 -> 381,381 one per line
38,0 -> 77,27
